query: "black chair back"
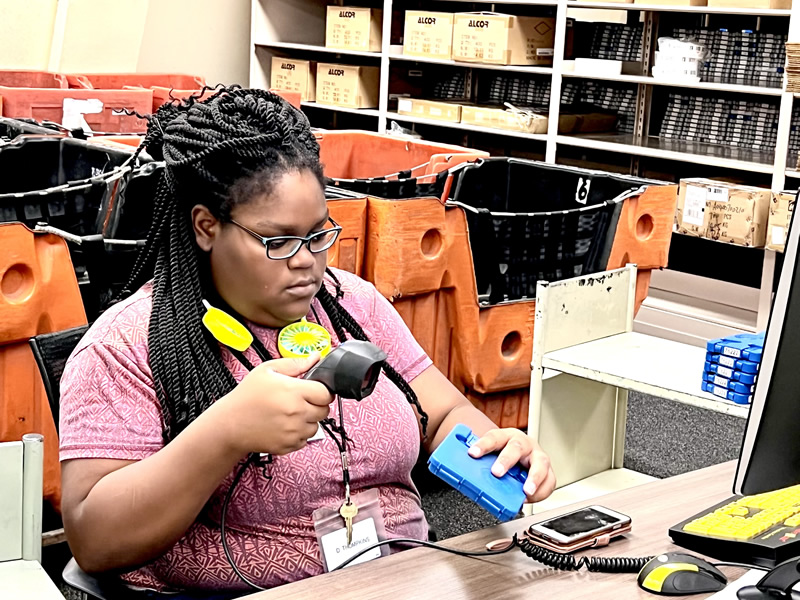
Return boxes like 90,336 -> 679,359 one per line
29,325 -> 89,434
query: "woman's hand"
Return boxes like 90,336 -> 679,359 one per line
468,428 -> 556,503
216,353 -> 335,457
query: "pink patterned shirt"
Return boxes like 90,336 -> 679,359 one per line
59,268 -> 431,592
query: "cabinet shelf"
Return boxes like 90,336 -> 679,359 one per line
557,133 -> 779,173
255,41 -> 381,59
301,102 -> 380,117
389,51 -> 554,74
561,71 -> 784,96
566,1 -> 791,15
387,112 -> 549,141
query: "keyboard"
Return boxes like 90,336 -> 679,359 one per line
670,484 -> 800,568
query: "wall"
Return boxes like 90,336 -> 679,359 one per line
136,0 -> 251,85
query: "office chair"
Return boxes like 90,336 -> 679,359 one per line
29,325 -> 89,436
30,326 -> 134,600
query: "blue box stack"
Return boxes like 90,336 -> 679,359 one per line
702,332 -> 765,405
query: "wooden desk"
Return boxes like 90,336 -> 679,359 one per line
249,462 -> 748,600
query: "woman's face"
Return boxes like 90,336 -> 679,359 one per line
193,169 -> 329,328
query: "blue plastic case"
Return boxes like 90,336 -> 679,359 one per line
706,353 -> 760,374
704,362 -> 758,385
427,424 -> 527,522
706,332 -> 765,363
703,372 -> 755,395
702,381 -> 753,405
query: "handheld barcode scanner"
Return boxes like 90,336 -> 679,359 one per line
303,340 -> 387,400
201,301 -> 386,400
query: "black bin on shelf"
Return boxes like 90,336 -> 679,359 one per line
448,158 -> 659,304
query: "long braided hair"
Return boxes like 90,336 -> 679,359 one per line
123,87 -> 428,442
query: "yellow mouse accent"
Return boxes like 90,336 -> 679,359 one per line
278,318 -> 332,359
642,564 -> 699,592
201,301 -> 254,352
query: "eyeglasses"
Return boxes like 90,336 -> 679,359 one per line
228,217 -> 342,260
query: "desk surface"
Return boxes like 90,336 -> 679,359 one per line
250,461 -> 747,600
0,559 -> 63,599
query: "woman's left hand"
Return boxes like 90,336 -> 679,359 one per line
468,428 -> 556,503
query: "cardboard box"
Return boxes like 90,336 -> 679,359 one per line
316,63 -> 380,109
397,97 -> 463,122
325,6 -> 382,52
270,57 -> 316,102
461,105 -> 548,133
452,13 -> 555,66
677,179 -> 771,248
766,192 -> 796,252
403,11 -> 454,60
558,111 -> 617,134
707,0 -> 788,7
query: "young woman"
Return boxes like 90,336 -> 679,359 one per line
59,88 -> 555,596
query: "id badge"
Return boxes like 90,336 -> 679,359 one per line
312,488 -> 388,571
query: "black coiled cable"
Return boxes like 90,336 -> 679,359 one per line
518,536 -> 653,573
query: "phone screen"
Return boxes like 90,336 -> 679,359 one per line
539,507 -> 623,537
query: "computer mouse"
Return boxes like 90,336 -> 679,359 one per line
638,552 -> 728,596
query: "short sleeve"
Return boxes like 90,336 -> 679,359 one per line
365,286 -> 433,382
59,341 -> 164,461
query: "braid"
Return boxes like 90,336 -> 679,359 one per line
122,88 -> 321,441
316,280 -> 429,436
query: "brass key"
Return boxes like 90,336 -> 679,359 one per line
340,500 -> 358,546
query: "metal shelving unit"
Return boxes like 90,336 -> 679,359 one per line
251,0 -> 799,343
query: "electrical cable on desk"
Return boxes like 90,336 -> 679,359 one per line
331,534 -> 773,574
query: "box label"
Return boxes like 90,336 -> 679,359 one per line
717,366 -> 733,379
723,347 -> 741,358
772,225 -> 786,247
719,356 -> 736,368
707,186 -> 730,203
683,185 -> 707,227
397,99 -> 413,112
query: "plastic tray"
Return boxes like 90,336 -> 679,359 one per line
706,332 -> 765,363
703,362 -> 758,385
702,381 -> 753,405
706,352 -> 760,374
427,424 -> 527,521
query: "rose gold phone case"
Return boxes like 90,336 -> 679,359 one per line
524,522 -> 632,554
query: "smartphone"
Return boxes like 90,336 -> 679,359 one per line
525,505 -> 632,554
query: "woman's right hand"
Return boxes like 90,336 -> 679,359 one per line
216,353 -> 335,456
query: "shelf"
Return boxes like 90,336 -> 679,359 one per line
389,51 -> 553,74
254,41 -> 381,59
557,133 -> 777,173
386,112 -> 549,141
434,0 -> 557,4
543,332 -> 750,418
566,1 -> 791,15
561,71 -> 783,96
301,102 -> 380,117
786,168 -> 800,179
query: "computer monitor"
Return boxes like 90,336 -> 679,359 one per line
734,198 -> 800,495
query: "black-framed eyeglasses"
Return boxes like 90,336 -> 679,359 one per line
228,217 -> 342,260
